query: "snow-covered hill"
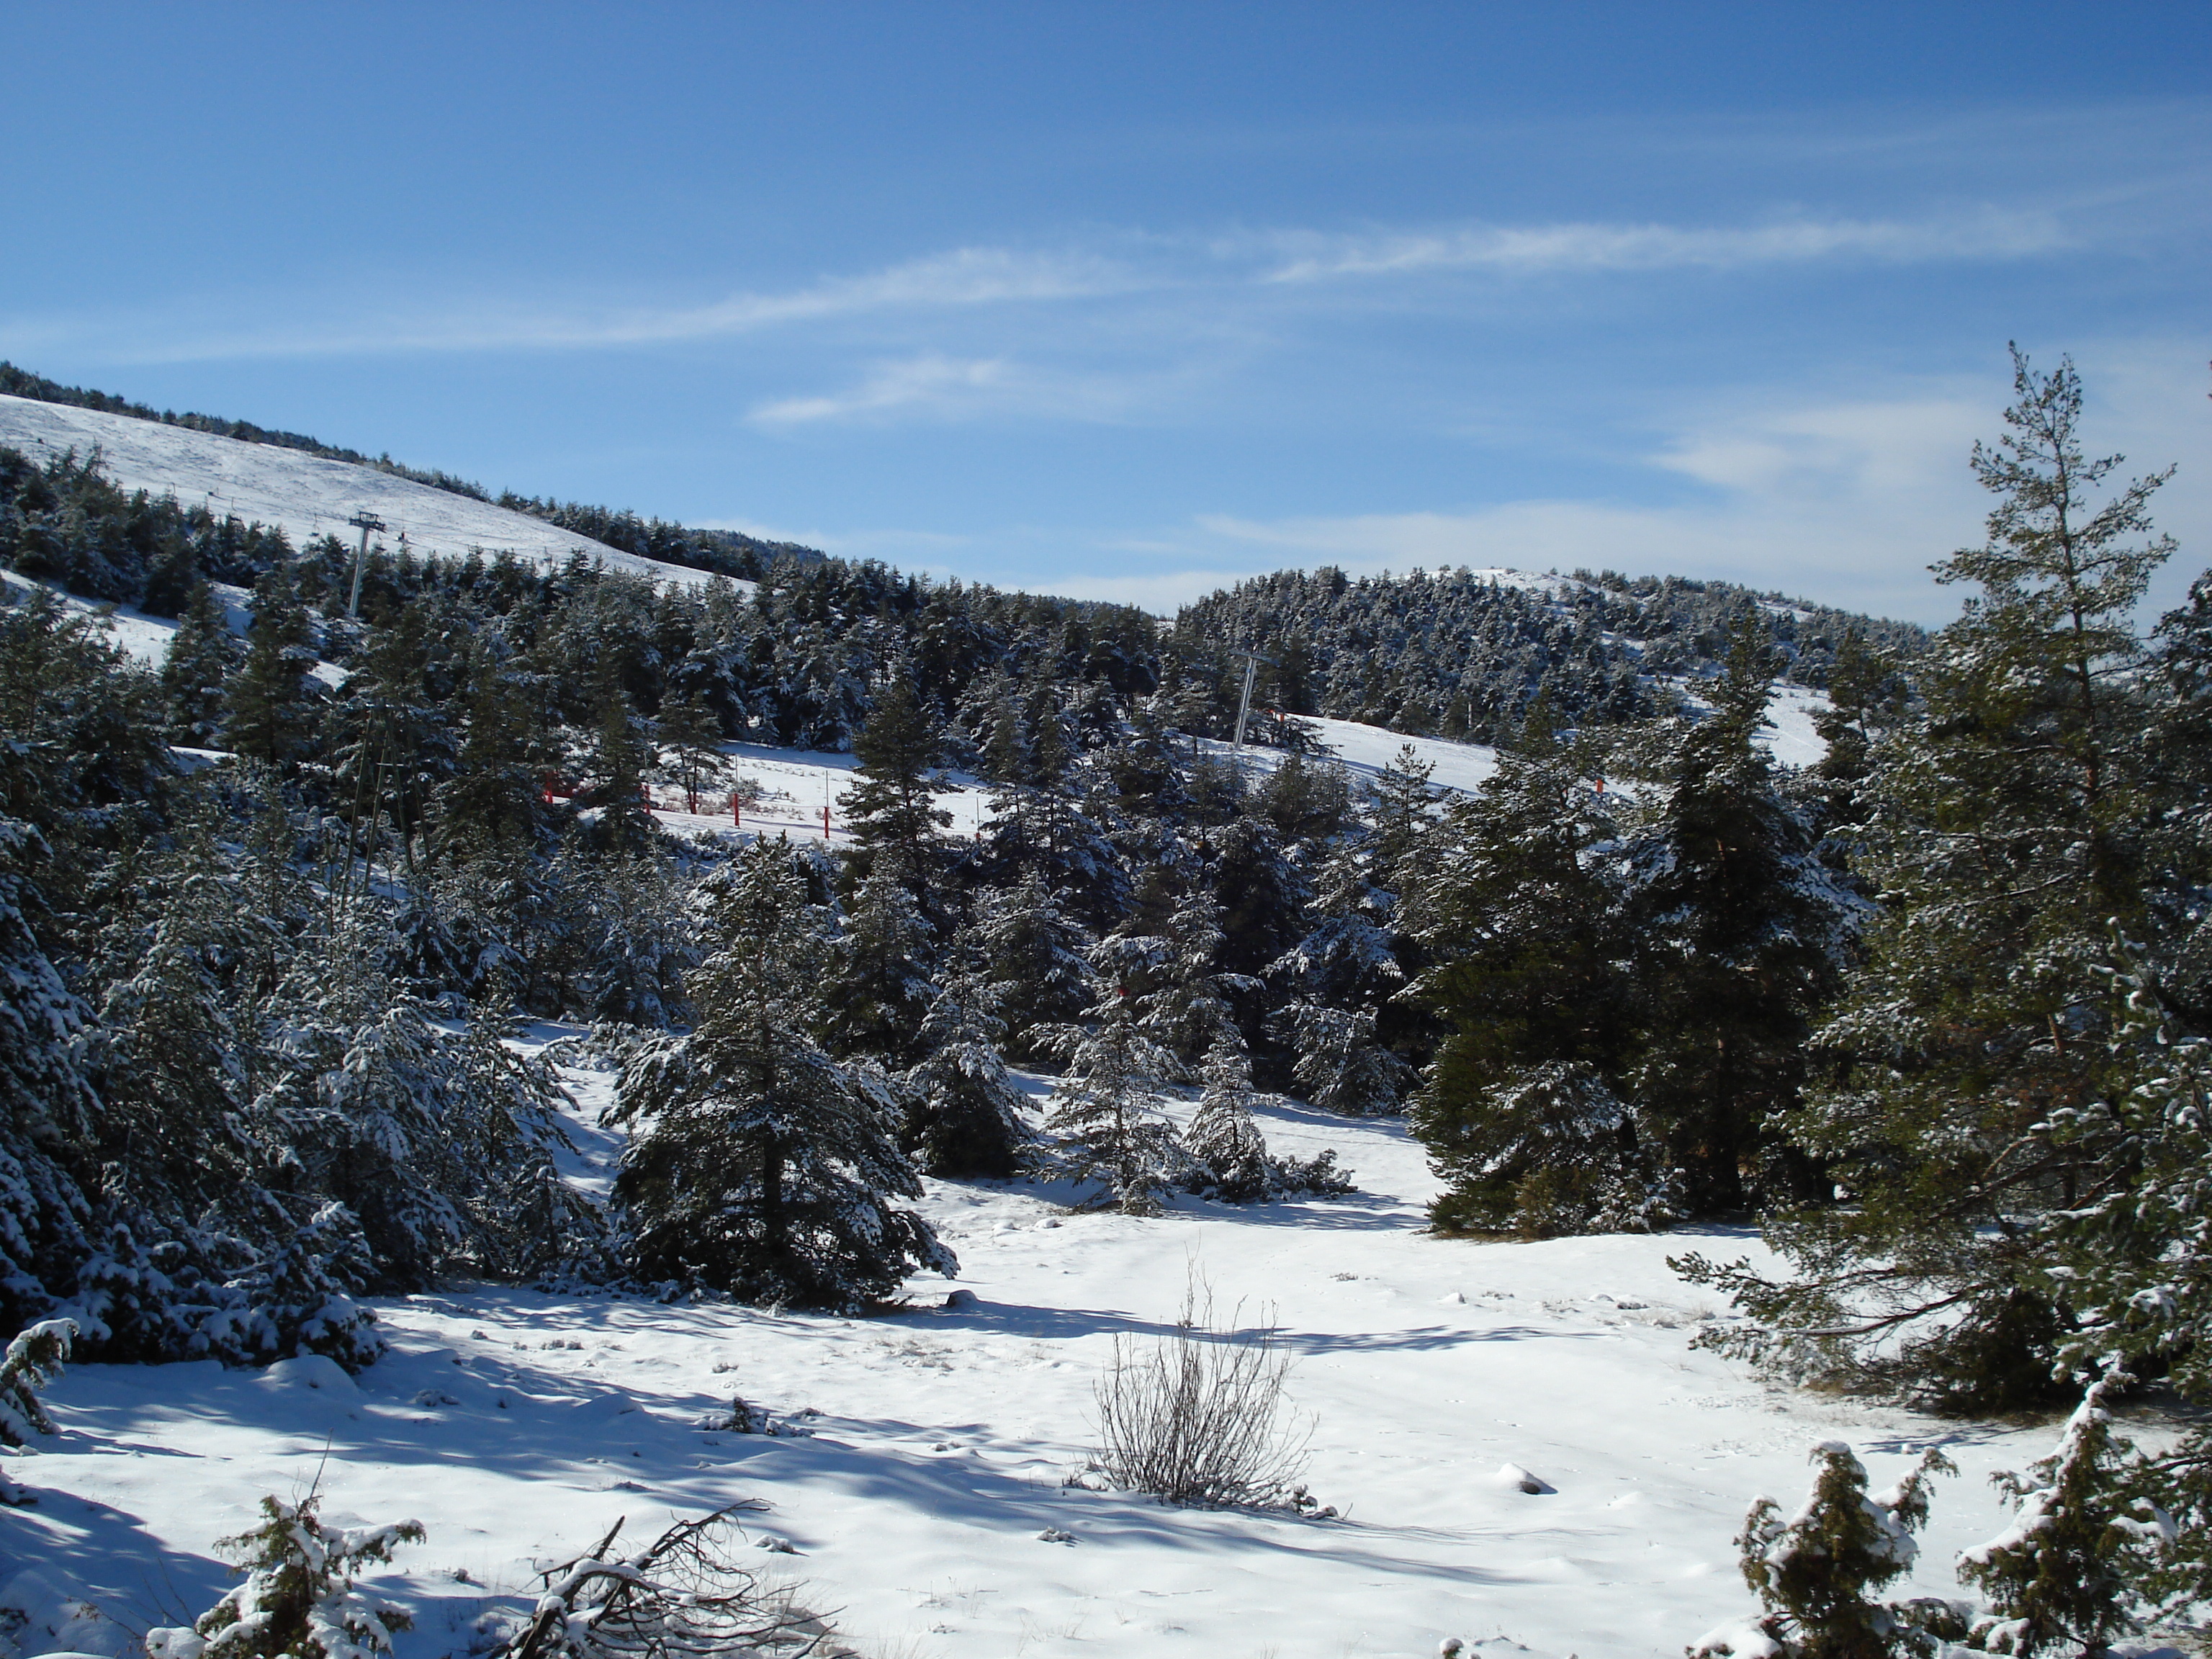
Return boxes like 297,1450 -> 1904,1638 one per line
0,395 -> 733,589
7,1043 -> 2054,1659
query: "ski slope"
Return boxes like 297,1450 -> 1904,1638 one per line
6,1041 -> 2103,1659
0,395 -> 738,590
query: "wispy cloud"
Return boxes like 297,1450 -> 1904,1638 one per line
40,246 -> 1138,364
748,352 -> 1184,428
1257,209 -> 2067,283
12,199 -> 2080,369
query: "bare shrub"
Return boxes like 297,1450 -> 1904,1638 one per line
496,1506 -> 833,1659
1091,1272 -> 1310,1508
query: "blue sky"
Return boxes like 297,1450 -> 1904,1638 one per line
2,2 -> 2206,623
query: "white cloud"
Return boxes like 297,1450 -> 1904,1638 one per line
36,246 -> 1138,364
15,201 -> 2084,368
1259,210 -> 2067,284
748,352 -> 1182,428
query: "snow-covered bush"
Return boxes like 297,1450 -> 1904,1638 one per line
1182,1035 -> 1357,1204
1277,999 -> 1410,1118
1092,1274 -> 1309,1509
1693,1442 -> 1953,1659
1183,1035 -> 1273,1202
1956,1374 -> 2172,1655
491,1506 -> 828,1659
144,1494 -> 424,1659
1434,1061 -> 1680,1239
0,1318 -> 73,1501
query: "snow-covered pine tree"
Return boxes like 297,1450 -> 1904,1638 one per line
1270,837 -> 1406,1022
1044,942 -> 1187,1215
1130,890 -> 1251,1066
145,1494 -> 424,1659
612,840 -> 956,1308
840,665 -> 952,884
1956,1372 -> 2169,1656
1617,614 -> 1851,1214
160,581 -> 239,745
1439,1061 -> 1677,1238
977,866 -> 1096,1060
577,675 -> 656,857
1407,730 -> 1635,1234
901,927 -> 1035,1178
2023,958 -> 2212,1615
1182,1031 -> 1272,1202
0,817 -> 99,1338
1678,350 -> 2182,1410
820,866 -> 938,1066
655,685 -> 728,814
0,1318 -> 73,1448
1277,1000 -> 1411,1118
1692,1442 -> 1954,1659
226,561 -> 321,766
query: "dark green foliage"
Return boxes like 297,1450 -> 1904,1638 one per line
840,667 -> 952,883
1956,1375 -> 2166,1656
901,932 -> 1035,1179
228,562 -> 321,765
821,867 -> 938,1065
1693,1443 -> 1953,1659
146,1493 -> 423,1659
1176,563 -> 1920,745
1619,619 -> 1846,1214
611,842 -> 956,1308
159,583 -> 239,744
1680,349 -> 2185,1412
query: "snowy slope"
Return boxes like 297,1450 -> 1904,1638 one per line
9,1044 -> 2072,1659
0,395 -> 739,590
1200,693 -> 1826,806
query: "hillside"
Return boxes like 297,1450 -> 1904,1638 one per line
0,393 -> 722,587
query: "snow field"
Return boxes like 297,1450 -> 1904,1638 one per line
0,395 -> 743,591
11,1038 -> 2049,1659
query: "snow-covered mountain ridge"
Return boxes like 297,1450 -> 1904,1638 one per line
0,394 -> 731,588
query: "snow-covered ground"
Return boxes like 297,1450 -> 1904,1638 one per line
0,395 -> 736,590
1203,691 -> 1827,806
7,1043 -> 2064,1659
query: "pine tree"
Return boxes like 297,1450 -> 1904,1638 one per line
1278,1000 -> 1411,1118
840,667 -> 951,882
580,674 -> 656,857
1369,743 -> 1437,876
1044,943 -> 1187,1215
976,867 -> 1096,1060
431,639 -> 549,860
1183,1031 -> 1272,1202
1956,1374 -> 2167,1657
159,582 -> 238,745
820,866 -> 938,1065
227,562 -> 320,766
1692,1443 -> 1953,1659
1130,890 -> 1251,1066
656,685 -> 728,814
145,1494 -> 424,1659
0,818 -> 99,1336
1680,350 -> 2180,1409
1619,616 -> 1850,1213
611,841 -> 956,1308
902,930 -> 1035,1179
1408,734 -> 1636,1233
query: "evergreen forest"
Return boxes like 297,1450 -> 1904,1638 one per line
3,349 -> 2210,1632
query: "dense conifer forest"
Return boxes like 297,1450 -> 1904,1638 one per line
3,351 -> 2210,1632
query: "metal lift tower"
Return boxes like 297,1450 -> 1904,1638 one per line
344,511 -> 387,617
